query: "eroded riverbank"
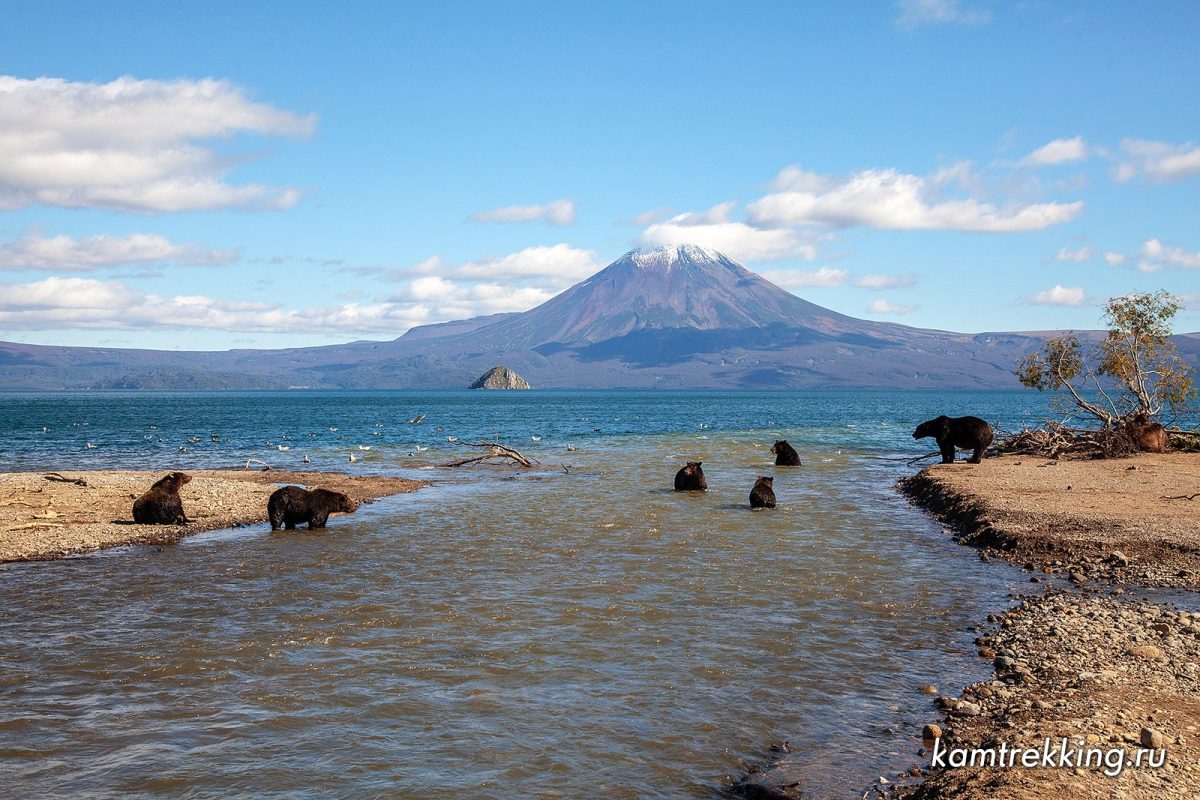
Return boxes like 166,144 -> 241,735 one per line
0,469 -> 425,562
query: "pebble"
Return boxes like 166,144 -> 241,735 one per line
1141,727 -> 1165,749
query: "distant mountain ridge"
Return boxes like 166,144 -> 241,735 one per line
2,244 -> 1198,390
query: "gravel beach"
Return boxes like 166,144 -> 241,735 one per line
0,469 -> 425,562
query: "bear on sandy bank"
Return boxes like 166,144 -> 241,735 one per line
771,440 -> 801,466
674,462 -> 708,492
268,485 -> 358,530
913,415 -> 994,464
749,476 -> 776,509
132,471 -> 192,524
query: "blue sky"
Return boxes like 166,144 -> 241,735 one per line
1,0 -> 1198,350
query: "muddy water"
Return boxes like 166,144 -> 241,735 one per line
0,391 -> 1041,798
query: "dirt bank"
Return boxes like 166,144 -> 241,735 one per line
0,469 -> 425,562
890,453 -> 1200,799
898,453 -> 1200,588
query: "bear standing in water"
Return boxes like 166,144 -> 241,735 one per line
268,486 -> 358,530
674,462 -> 708,491
749,476 -> 776,509
770,440 -> 801,466
132,471 -> 192,524
912,415 -> 994,464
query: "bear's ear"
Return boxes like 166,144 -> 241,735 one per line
696,461 -> 702,466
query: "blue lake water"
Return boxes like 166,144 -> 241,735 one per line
0,390 -> 1056,798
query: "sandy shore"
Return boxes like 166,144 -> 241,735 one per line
891,454 -> 1200,799
0,469 -> 425,562
899,453 -> 1200,588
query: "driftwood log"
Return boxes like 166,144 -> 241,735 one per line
443,441 -> 536,468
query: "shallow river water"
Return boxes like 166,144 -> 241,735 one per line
0,390 -> 1050,798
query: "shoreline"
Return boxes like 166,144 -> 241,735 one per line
889,454 -> 1200,798
0,469 -> 426,563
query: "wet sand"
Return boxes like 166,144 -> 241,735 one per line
892,454 -> 1200,799
0,469 -> 425,562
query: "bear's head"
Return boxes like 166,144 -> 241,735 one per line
913,416 -> 950,440
683,461 -> 703,474
756,476 -> 774,487
770,441 -> 789,454
152,471 -> 192,492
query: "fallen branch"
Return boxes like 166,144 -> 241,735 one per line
443,440 -> 537,468
1161,493 -> 1200,501
6,521 -> 66,531
907,451 -> 942,466
44,473 -> 87,486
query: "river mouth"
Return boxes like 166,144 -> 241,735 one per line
0,390 -> 1041,798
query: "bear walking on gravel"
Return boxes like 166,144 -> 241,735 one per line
912,415 -> 994,464
749,476 -> 776,509
268,486 -> 358,530
674,462 -> 708,492
132,471 -> 192,524
770,440 -> 802,466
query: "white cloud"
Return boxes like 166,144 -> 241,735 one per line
0,276 -> 437,335
392,276 -> 554,318
0,232 -> 236,272
1053,245 -> 1093,263
1136,238 -> 1200,272
407,244 -> 600,287
866,298 -> 919,314
896,0 -> 991,30
759,267 -> 850,289
746,166 -> 1083,232
1113,138 -> 1200,183
628,207 -> 674,226
854,272 -> 918,290
0,74 -> 314,212
639,202 -> 819,262
1022,136 -> 1089,166
1029,285 -> 1087,306
469,198 -> 576,226
1103,251 -> 1126,266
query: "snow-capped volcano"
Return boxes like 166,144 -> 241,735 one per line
470,243 -> 873,347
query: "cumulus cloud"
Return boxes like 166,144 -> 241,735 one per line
1136,238 -> 1200,272
1103,251 -> 1126,266
0,232 -> 236,272
746,166 -> 1083,232
0,74 -> 314,212
759,267 -> 850,289
854,272 -> 918,290
639,202 -> 819,262
1022,136 -> 1089,166
1113,138 -> 1200,183
1029,285 -> 1087,306
390,276 -> 554,319
469,198 -> 576,226
1053,245 -> 1093,263
865,298 -> 918,314
896,0 -> 991,30
628,207 -> 674,226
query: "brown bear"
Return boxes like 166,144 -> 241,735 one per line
1123,412 -> 1169,453
674,462 -> 708,491
770,440 -> 802,466
268,485 -> 358,530
913,415 -> 994,464
132,471 -> 192,524
749,476 -> 776,509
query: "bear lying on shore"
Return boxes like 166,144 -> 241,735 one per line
674,462 -> 708,491
913,415 -> 994,464
132,471 -> 192,524
1124,413 -> 1169,453
268,486 -> 358,530
749,476 -> 776,509
771,440 -> 801,466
